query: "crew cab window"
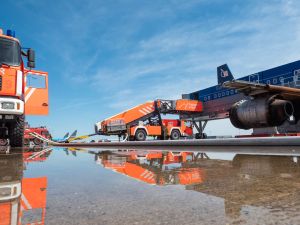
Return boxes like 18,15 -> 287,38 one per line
0,37 -> 21,66
26,74 -> 46,88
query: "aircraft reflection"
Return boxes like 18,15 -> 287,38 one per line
75,148 -> 300,222
189,154 -> 300,221
0,147 -> 51,225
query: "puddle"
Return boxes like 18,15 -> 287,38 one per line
0,147 -> 300,224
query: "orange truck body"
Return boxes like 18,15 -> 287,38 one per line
129,119 -> 193,138
0,29 -> 49,146
98,151 -> 204,185
95,99 -> 202,141
0,149 -> 48,225
19,177 -> 47,225
0,177 -> 47,225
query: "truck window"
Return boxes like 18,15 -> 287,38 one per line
185,121 -> 191,127
27,74 -> 46,88
41,131 -> 49,136
0,37 -> 21,66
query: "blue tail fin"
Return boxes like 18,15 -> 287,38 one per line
217,64 -> 234,85
69,130 -> 77,139
63,132 -> 69,139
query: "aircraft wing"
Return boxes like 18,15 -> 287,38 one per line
223,80 -> 300,100
68,133 -> 97,142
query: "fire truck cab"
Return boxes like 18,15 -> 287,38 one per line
0,29 -> 48,147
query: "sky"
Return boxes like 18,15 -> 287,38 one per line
1,0 -> 300,138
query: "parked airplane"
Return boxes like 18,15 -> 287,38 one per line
52,130 -> 77,143
182,60 -> 300,136
67,133 -> 97,142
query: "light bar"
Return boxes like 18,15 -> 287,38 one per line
6,29 -> 15,37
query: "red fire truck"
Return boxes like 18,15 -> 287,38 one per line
0,28 -> 49,147
24,126 -> 51,145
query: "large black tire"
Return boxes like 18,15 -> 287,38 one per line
0,139 -> 8,146
135,129 -> 147,141
195,133 -> 207,139
9,115 -> 24,147
170,129 -> 181,140
33,138 -> 42,146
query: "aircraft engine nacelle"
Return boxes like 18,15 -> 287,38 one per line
229,96 -> 294,129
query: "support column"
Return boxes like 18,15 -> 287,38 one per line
192,119 -> 207,139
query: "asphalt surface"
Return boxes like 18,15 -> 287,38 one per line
54,136 -> 300,148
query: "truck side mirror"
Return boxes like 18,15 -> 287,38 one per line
27,49 -> 35,68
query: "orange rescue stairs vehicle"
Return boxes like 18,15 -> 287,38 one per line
0,28 -> 49,147
95,99 -> 202,141
96,151 -> 204,186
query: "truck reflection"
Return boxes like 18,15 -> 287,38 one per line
0,148 -> 50,225
90,149 -> 300,222
94,151 -> 207,185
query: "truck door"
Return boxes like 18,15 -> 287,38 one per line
25,71 -> 49,115
21,177 -> 47,225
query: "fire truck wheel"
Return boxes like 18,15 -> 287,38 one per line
24,139 -> 30,146
135,129 -> 147,141
170,129 -> 181,140
9,115 -> 24,147
33,138 -> 42,145
195,133 -> 207,139
0,139 -> 8,146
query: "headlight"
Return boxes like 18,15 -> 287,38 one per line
2,102 -> 14,109
0,187 -> 11,197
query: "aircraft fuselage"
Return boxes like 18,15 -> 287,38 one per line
182,60 -> 300,132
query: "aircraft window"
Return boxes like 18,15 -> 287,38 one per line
280,77 -> 284,83
294,69 -> 300,76
273,78 -> 277,84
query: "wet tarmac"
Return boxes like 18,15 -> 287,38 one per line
1,146 -> 300,225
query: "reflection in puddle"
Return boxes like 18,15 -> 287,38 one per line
0,147 -> 300,224
0,147 -> 50,225
94,151 -> 208,185
90,149 -> 300,223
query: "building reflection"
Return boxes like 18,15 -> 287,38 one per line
0,147 -> 51,225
